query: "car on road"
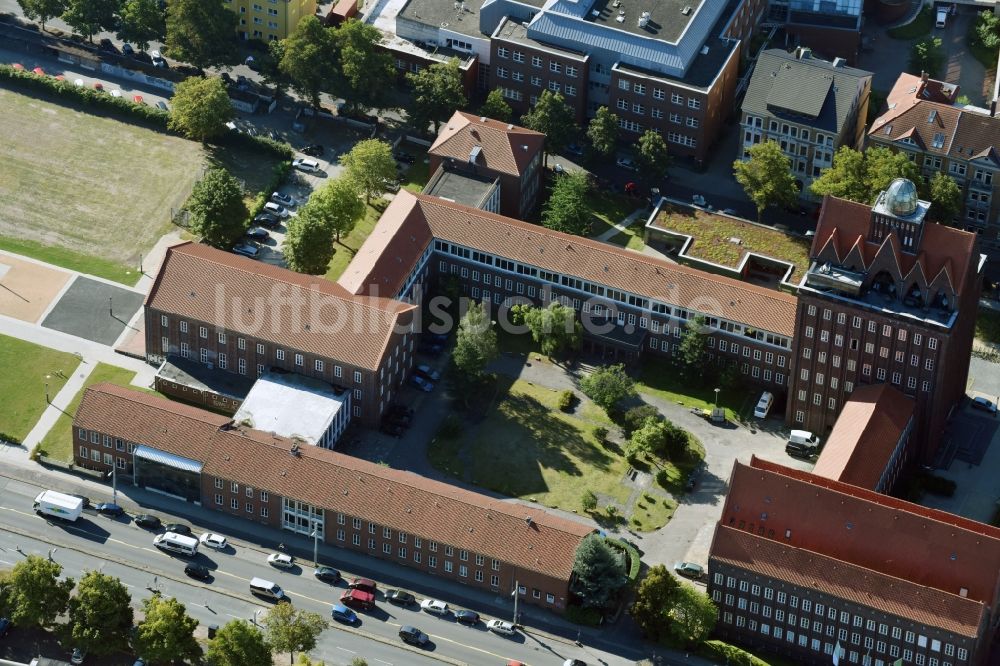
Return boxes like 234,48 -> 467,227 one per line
454,609 -> 479,625
616,157 -> 637,171
71,647 -> 86,664
163,523 -> 191,536
420,599 -> 449,615
674,561 -> 704,579
314,566 -> 341,583
253,212 -> 281,229
271,192 -> 296,207
292,158 -> 321,173
134,514 -> 161,529
232,242 -> 260,259
0,617 -> 10,637
349,577 -> 377,593
415,364 -> 440,382
385,589 -> 415,605
487,619 -> 517,636
972,396 -> 998,415
95,502 -> 124,517
70,494 -> 92,510
267,553 -> 294,569
330,603 -> 357,624
303,144 -> 324,157
398,625 -> 429,646
263,202 -> 290,218
245,227 -> 270,243
121,43 -> 134,55
184,563 -> 211,581
410,375 -> 434,392
155,101 -> 168,111
199,533 -> 227,549
151,51 -> 167,68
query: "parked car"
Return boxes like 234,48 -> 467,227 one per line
616,157 -> 637,171
267,553 -> 294,569
121,43 -> 134,55
398,625 -> 429,646
331,603 -> 357,624
566,142 -> 584,156
270,192 -> 296,207
134,514 -> 161,529
415,364 -> 440,382
132,95 -> 144,105
314,566 -> 341,583
972,396 -> 998,415
487,619 -> 517,636
692,194 -> 708,207
110,90 -> 122,98
263,202 -> 289,218
132,52 -> 153,64
292,158 -> 321,173
253,212 -> 281,228
95,503 -> 123,517
99,38 -> 117,52
151,51 -> 167,68
92,81 -> 104,91
389,404 -> 414,418
184,563 -> 211,581
418,342 -> 443,356
163,523 -> 191,536
71,647 -> 86,664
303,144 -> 324,157
0,617 -> 10,638
73,78 -> 84,87
349,577 -> 377,593
454,609 -> 480,625
420,599 -> 449,616
232,243 -> 260,259
753,391 -> 774,419
385,412 -> 411,427
410,375 -> 434,392
155,101 -> 168,111
394,151 -> 416,164
246,227 -> 270,242
385,589 -> 415,605
199,533 -> 227,549
674,561 -> 704,579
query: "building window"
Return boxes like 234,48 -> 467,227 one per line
199,326 -> 208,338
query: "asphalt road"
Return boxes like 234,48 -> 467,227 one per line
0,474 -> 618,666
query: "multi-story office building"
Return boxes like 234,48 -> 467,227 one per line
788,179 -> 983,463
739,48 -> 871,197
762,0 -> 862,64
73,383 -> 593,612
869,72 -> 1000,260
225,0 -> 316,41
709,457 -> 1000,665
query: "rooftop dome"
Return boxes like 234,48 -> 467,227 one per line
884,178 -> 918,217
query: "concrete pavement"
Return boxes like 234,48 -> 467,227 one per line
591,207 -> 647,243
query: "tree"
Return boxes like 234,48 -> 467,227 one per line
67,571 -> 133,657
628,418 -> 667,459
340,139 -> 397,204
333,19 -> 395,112
135,594 -> 200,665
16,0 -> 65,29
541,171 -> 591,236
187,168 -> 249,249
283,207 -> 337,275
579,363 -> 636,412
61,0 -> 120,42
521,90 -> 577,162
581,489 -> 598,512
263,603 -> 327,665
586,106 -> 619,158
972,9 -> 1000,53
4,556 -> 73,629
453,301 -> 498,379
865,146 -> 921,198
165,0 -> 239,70
630,564 -> 680,640
116,0 -> 165,51
478,88 -> 512,123
667,584 -> 718,647
909,36 -> 944,77
928,171 -> 962,224
207,620 -> 272,666
523,302 -> 582,358
305,177 -> 365,243
677,315 -> 709,380
280,17 -> 337,108
810,145 -> 869,202
569,534 -> 626,608
406,58 -> 467,134
636,130 -> 671,185
168,76 -> 233,142
257,39 -> 291,97
732,140 -> 799,220
295,656 -> 327,666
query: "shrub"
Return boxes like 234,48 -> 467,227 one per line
581,490 -> 598,512
621,404 -> 660,436
593,425 -> 608,444
564,604 -> 603,626
699,640 -> 772,666
557,389 -> 576,412
605,537 -> 641,583
246,160 -> 293,222
656,468 -> 670,488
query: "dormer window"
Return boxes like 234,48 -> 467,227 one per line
931,133 -> 944,149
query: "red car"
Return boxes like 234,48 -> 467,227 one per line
133,94 -> 144,104
32,67 -> 45,76
340,589 -> 375,611
93,82 -> 104,91
12,63 -> 24,70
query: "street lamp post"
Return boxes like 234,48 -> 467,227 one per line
714,387 -> 720,407
310,517 -> 321,567
108,297 -> 113,317
512,579 -> 519,625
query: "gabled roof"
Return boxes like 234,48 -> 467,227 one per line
428,112 -> 545,177
869,97 -> 961,155
884,72 -> 959,106
718,458 -> 1000,610
811,384 -> 914,489
949,111 -> 1000,166
710,524 -> 986,637
146,243 -> 415,372
76,384 -> 594,582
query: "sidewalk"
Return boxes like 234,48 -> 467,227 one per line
591,208 -> 647,243
20,362 -> 97,450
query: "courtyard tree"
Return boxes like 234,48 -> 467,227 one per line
340,139 -> 397,204
206,619 -> 272,666
283,206 -> 337,275
116,0 -> 165,51
304,177 -> 365,242
263,603 -> 327,665
971,10 -> 1000,55
280,16 -> 338,108
909,36 -> 944,77
628,418 -> 668,459
541,170 -> 591,236
135,594 -> 201,665
636,130 -> 671,185
187,168 -> 249,249
521,90 -> 577,162
570,534 -> 626,608
928,171 -> 962,224
667,584 -> 718,647
333,19 -> 395,113
586,106 -> 619,159
168,76 -> 233,142
811,146 -> 920,204
479,88 -> 512,123
16,0 -> 65,29
732,140 -> 799,221
3,555 -> 73,629
865,146 -> 922,198
581,489 -> 598,512
524,302 -> 582,359
579,363 -> 636,413
630,564 -> 680,640
677,315 -> 709,381
165,0 -> 239,69
67,571 -> 133,657
453,301 -> 498,381
257,39 -> 291,97
61,0 -> 120,42
406,58 -> 467,134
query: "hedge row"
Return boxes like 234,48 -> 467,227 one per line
605,537 -> 641,584
247,160 -> 294,222
699,640 -> 773,666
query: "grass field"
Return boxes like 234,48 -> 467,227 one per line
635,357 -> 751,422
629,492 -> 677,532
0,335 -> 80,443
976,307 -> 1000,344
587,191 -> 642,238
324,201 -> 388,282
36,363 -> 141,462
607,225 -> 646,251
0,88 -> 203,270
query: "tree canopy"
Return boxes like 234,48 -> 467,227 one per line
135,594 -> 201,665
168,76 -> 233,142
570,534 -> 626,608
810,146 -> 921,204
579,363 -> 636,412
304,176 -> 365,242
280,16 -> 338,108
628,417 -> 687,459
340,139 -> 397,204
909,36 -> 944,77
630,564 -> 680,640
61,0 -> 120,42
165,0 -> 239,69
586,106 -> 619,158
333,19 -> 395,112
677,315 -> 709,381
207,620 -> 272,666
541,171 -> 591,236
16,0 -> 65,29
187,168 -> 249,249
263,603 -> 327,665
667,583 -> 719,647
522,90 -> 577,160
479,88 -> 512,123
732,140 -> 799,220
524,302 -> 582,358
4,556 -> 73,629
67,571 -> 134,656
405,58 -> 467,134
453,301 -> 498,380
283,206 -> 337,275
928,171 -> 962,224
117,0 -> 165,51
636,130 -> 671,185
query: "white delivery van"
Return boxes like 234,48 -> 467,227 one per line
753,391 -> 774,419
788,430 -> 819,446
33,491 -> 83,522
250,577 -> 288,602
936,8 -> 947,28
153,531 -> 199,556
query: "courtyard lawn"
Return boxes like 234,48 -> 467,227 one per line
399,143 -> 432,193
35,363 -> 141,462
0,88 -> 204,272
629,492 -> 677,532
888,7 -> 932,39
324,202 -> 388,282
428,377 -> 633,513
976,307 -> 1000,344
635,357 -> 751,421
607,224 -> 645,251
0,236 -> 139,286
587,191 -> 642,238
0,336 -> 80,443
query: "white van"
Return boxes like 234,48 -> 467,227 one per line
153,531 -> 199,556
935,8 -> 947,28
753,391 -> 774,419
788,429 -> 819,446
250,577 -> 287,602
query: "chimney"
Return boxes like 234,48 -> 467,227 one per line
831,57 -> 846,68
991,99 -> 998,117
796,46 -> 811,60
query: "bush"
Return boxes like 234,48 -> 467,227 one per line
557,389 -> 576,412
656,468 -> 670,488
699,640 -> 772,666
581,490 -> 598,512
564,604 -> 603,626
246,160 -> 293,222
605,537 -> 641,583
621,404 -> 660,436
593,425 -> 608,444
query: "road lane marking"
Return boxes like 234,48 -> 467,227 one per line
373,659 -> 392,665
336,646 -> 356,654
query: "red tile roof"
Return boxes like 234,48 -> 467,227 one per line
429,111 -> 545,177
885,72 -> 959,106
719,458 -> 1000,609
710,524 -> 986,637
811,384 -> 914,489
76,384 -> 593,582
146,242 -> 415,371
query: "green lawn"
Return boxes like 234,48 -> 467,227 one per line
629,492 -> 677,532
399,142 -> 432,193
635,357 -> 751,421
428,377 -> 633,513
36,363 -> 141,462
324,202 -> 388,282
651,203 -> 811,275
0,236 -> 139,286
889,7 -> 932,39
607,225 -> 646,251
976,307 -> 1000,344
0,336 -> 80,443
587,191 -> 642,238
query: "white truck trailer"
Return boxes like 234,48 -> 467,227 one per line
33,490 -> 84,522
